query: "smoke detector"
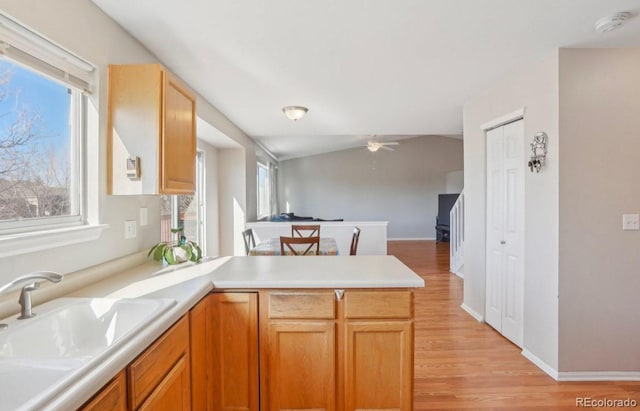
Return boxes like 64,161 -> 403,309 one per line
595,12 -> 632,33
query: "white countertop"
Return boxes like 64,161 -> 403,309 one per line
0,255 -> 424,410
211,256 -> 425,288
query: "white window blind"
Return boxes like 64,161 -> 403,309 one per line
0,13 -> 94,93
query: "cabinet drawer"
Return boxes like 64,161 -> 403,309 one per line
268,291 -> 335,319
138,354 -> 191,411
344,291 -> 413,319
128,315 -> 189,410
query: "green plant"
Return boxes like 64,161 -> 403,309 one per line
148,227 -> 202,265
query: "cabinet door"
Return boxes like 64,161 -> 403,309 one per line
344,321 -> 413,411
261,291 -> 337,411
138,355 -> 191,411
211,293 -> 259,411
161,71 -> 196,194
80,370 -> 127,411
190,294 -> 212,410
265,321 -> 336,411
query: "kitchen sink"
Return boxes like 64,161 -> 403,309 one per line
0,297 -> 176,410
0,297 -> 174,360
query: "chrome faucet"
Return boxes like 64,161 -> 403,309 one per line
0,271 -> 63,324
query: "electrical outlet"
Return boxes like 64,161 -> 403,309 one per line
622,214 -> 640,231
125,220 -> 137,239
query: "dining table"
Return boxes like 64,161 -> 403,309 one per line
248,237 -> 339,256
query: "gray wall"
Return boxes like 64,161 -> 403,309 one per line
558,49 -> 640,372
463,52 -> 560,370
278,136 -> 463,239
464,48 -> 640,375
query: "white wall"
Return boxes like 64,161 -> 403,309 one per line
277,135 -> 463,239
196,97 -> 264,224
218,149 -> 247,256
446,170 -> 464,193
0,0 -> 259,284
558,49 -> 640,373
462,52 -> 560,371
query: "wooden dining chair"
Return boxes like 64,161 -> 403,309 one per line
350,227 -> 361,256
280,236 -> 320,255
242,228 -> 256,255
291,224 -> 320,238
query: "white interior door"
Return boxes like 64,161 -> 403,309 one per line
485,119 -> 524,347
485,127 -> 504,330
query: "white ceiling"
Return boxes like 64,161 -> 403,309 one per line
92,0 -> 640,160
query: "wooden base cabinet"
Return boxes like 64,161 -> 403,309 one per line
344,322 -> 413,410
261,291 -> 337,411
81,290 -> 414,411
260,290 -> 415,411
128,315 -> 191,411
80,371 -> 127,411
212,293 -> 259,411
342,291 -> 414,411
191,293 -> 260,411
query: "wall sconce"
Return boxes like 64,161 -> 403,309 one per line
528,132 -> 547,173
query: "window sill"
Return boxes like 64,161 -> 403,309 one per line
0,224 -> 109,258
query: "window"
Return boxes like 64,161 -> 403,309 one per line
257,162 -> 270,220
0,14 -> 92,234
161,150 -> 205,247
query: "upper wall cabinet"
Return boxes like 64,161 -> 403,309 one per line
107,64 -> 196,195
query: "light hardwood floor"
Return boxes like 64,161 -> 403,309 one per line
387,240 -> 640,410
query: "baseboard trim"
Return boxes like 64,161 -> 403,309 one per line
521,349 -> 559,380
388,237 -> 436,241
557,371 -> 640,381
460,303 -> 484,323
450,269 -> 464,279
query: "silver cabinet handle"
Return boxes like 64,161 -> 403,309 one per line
335,290 -> 345,301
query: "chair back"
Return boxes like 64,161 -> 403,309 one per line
291,224 -> 320,238
280,236 -> 320,255
350,227 -> 361,256
242,228 -> 256,255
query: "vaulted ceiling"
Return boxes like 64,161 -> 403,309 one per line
92,0 -> 640,159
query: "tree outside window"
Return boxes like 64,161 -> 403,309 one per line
0,59 -> 81,228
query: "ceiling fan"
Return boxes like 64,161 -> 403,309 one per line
366,141 -> 399,152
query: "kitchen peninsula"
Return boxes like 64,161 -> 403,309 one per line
0,255 -> 424,411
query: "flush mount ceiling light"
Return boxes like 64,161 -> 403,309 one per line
282,105 -> 308,121
366,141 -> 399,152
595,12 -> 632,33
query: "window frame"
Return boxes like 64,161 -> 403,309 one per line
0,83 -> 87,234
256,161 -> 270,220
0,12 -> 104,258
162,150 -> 205,248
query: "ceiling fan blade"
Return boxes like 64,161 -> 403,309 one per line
381,146 -> 395,151
382,142 -> 399,146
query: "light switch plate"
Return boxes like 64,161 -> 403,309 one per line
125,220 -> 137,239
622,214 -> 640,231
